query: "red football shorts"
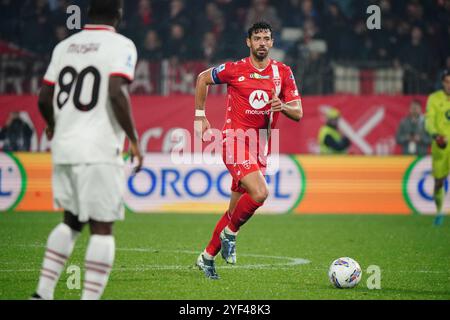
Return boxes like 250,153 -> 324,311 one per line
222,137 -> 267,194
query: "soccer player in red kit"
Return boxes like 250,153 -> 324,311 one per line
194,22 -> 303,279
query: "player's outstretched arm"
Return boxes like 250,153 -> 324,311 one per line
109,76 -> 143,172
38,84 -> 55,140
194,68 -> 216,138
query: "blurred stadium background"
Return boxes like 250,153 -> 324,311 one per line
0,0 -> 449,95
0,0 -> 449,300
1,0 -> 449,214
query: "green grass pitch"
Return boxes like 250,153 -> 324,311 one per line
0,211 -> 449,300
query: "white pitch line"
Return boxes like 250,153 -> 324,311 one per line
0,245 -> 311,272
1,245 -> 448,274
1,267 -> 447,274
0,267 -> 446,274
115,247 -> 311,269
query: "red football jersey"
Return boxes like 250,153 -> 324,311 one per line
211,57 -> 301,132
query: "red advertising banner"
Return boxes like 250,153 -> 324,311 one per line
0,95 -> 427,154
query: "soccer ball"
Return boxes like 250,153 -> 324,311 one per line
328,257 -> 362,289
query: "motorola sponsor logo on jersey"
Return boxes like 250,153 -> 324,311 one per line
247,90 -> 271,115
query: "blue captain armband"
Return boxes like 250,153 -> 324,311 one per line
211,64 -> 225,84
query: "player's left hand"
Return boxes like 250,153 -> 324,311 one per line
270,89 -> 284,112
129,140 -> 143,174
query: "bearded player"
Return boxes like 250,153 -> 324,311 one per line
194,22 -> 303,279
32,0 -> 142,299
425,69 -> 450,226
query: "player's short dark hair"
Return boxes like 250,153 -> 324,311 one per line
441,68 -> 450,81
88,0 -> 123,20
247,22 -> 273,39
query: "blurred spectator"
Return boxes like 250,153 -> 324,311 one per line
0,0 -> 20,42
0,112 -> 33,152
168,0 -> 190,29
396,100 -> 431,156
20,0 -> 53,54
141,29 -> 163,61
299,0 -> 320,27
326,0 -> 355,19
405,1 -> 425,27
406,26 -> 433,70
50,0 -> 71,26
164,23 -> 195,60
203,2 -> 226,38
401,26 -> 434,93
126,0 -> 158,47
137,0 -> 156,27
373,14 -> 398,61
279,0 -> 302,27
0,0 -> 449,95
288,18 -> 331,94
280,0 -> 318,28
52,25 -> 69,48
435,56 -> 450,90
318,108 -> 351,154
350,19 -> 373,61
201,32 -> 223,64
47,0 -> 59,11
322,1 -> 352,61
245,0 -> 281,32
395,20 -> 412,48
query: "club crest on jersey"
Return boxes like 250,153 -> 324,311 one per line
126,55 -> 133,68
249,90 -> 269,110
242,160 -> 251,170
273,78 -> 281,88
250,73 -> 270,80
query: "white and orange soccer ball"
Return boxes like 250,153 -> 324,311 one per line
328,257 -> 362,289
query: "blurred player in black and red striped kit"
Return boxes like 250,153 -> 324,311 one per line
194,22 -> 303,279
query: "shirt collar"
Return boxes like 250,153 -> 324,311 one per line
83,24 -> 116,32
247,57 -> 272,72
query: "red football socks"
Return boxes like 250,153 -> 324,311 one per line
205,210 -> 231,257
228,193 -> 263,233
